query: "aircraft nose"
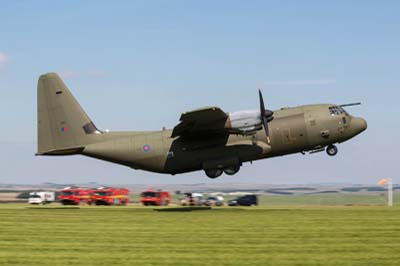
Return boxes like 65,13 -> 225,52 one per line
351,117 -> 367,135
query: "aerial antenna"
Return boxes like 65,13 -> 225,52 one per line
339,102 -> 362,107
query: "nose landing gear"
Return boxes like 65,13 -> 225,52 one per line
326,144 -> 338,156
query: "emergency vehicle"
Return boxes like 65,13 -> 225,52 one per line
140,190 -> 170,206
92,187 -> 129,205
58,187 -> 93,205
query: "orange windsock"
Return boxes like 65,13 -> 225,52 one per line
378,178 -> 388,185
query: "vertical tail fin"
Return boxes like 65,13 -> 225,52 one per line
37,73 -> 101,155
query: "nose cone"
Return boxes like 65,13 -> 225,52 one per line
351,117 -> 367,135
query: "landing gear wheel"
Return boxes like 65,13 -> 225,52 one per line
326,144 -> 338,156
205,169 -> 223,179
224,165 -> 240,175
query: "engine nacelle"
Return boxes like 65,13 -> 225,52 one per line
225,110 -> 262,134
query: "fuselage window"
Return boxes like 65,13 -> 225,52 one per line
329,106 -> 340,116
329,106 -> 348,116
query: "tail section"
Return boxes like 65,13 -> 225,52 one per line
37,73 -> 101,155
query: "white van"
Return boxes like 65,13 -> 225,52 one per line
28,192 -> 55,204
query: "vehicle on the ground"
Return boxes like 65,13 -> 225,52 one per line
180,193 -> 203,206
58,187 -> 93,205
92,187 -> 129,205
228,194 -> 258,206
140,190 -> 170,206
36,73 -> 367,179
204,196 -> 224,206
28,191 -> 55,204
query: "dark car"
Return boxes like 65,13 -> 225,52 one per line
228,194 -> 258,206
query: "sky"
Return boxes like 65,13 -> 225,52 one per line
0,1 -> 399,185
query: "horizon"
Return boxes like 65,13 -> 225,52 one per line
0,181 -> 396,187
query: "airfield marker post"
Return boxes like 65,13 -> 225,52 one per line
378,178 -> 393,207
388,178 -> 393,207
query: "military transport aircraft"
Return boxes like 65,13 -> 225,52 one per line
37,73 -> 367,178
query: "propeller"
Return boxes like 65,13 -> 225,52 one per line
258,89 -> 274,144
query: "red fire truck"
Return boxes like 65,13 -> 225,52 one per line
140,190 -> 170,206
58,187 -> 93,205
92,187 -> 129,205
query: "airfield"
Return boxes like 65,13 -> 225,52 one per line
1,191 -> 399,266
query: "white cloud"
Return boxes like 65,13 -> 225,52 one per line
59,71 -> 80,79
60,70 -> 108,79
0,52 -> 9,69
263,79 -> 336,86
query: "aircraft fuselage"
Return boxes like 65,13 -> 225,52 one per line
82,104 -> 366,175
37,73 -> 366,178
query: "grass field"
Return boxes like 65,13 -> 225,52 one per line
0,204 -> 399,266
255,193 -> 400,206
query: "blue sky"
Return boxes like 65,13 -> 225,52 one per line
0,1 -> 399,184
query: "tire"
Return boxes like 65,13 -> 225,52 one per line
326,145 -> 338,156
205,169 -> 223,179
224,165 -> 240,175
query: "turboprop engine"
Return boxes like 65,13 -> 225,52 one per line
225,110 -> 262,134
225,90 -> 274,143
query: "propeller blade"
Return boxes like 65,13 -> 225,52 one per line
259,89 -> 265,115
258,89 -> 272,144
262,115 -> 271,144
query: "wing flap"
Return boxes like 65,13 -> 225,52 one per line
171,107 -> 228,138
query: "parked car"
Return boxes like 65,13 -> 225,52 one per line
180,193 -> 203,206
228,194 -> 258,206
204,196 -> 224,206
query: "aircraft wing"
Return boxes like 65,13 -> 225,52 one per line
171,107 -> 229,138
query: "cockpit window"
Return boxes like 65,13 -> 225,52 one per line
329,106 -> 348,116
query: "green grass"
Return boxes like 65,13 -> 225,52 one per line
1,204 -> 400,266
257,193 -> 398,206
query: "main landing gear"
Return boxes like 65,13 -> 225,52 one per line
204,165 -> 241,179
223,165 -> 240,175
205,169 -> 223,179
326,144 -> 338,156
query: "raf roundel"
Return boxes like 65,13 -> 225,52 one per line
142,144 -> 151,152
